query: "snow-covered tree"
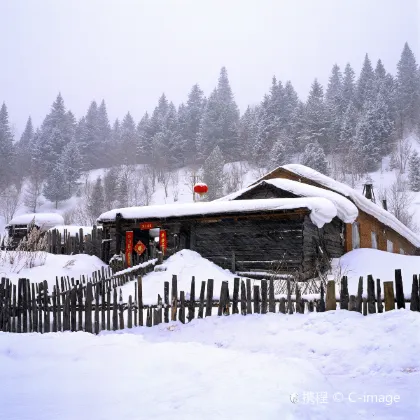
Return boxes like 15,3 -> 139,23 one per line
43,162 -> 71,208
120,112 -> 137,165
270,136 -> 287,170
0,102 -> 15,189
59,140 -> 83,194
408,150 -> 420,191
87,177 -> 105,221
355,54 -> 375,110
325,64 -> 343,151
342,63 -> 356,107
203,146 -> 225,201
301,141 -> 328,175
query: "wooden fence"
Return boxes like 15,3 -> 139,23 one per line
0,268 -> 418,334
46,226 -> 104,259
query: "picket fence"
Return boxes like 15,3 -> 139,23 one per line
0,269 -> 418,334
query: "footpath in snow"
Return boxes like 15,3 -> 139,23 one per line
0,310 -> 419,419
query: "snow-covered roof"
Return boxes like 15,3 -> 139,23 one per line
98,197 -> 338,228
276,164 -> 420,247
8,213 -> 65,229
217,178 -> 358,224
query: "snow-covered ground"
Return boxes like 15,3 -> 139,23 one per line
0,251 -> 107,287
0,310 -> 418,419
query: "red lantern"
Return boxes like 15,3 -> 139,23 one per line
194,183 -> 208,196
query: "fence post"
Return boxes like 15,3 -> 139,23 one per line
179,291 -> 186,324
349,295 -> 356,311
138,276 -> 143,326
232,278 -> 239,315
340,276 -> 349,310
410,275 -> 419,311
198,281 -> 205,319
286,279 -> 293,314
317,283 -> 325,312
367,275 -> 376,314
295,284 -> 303,314
253,285 -> 260,313
240,280 -> 246,315
376,279 -> 383,313
85,283 -> 93,333
246,279 -> 252,314
188,277 -> 195,322
326,280 -> 336,311
268,279 -> 275,313
171,275 -> 178,321
395,269 -> 405,309
356,276 -> 363,313
205,279 -> 213,317
261,280 -> 268,314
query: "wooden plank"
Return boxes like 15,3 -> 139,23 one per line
31,283 -> 37,333
128,295 -> 133,328
119,289 -> 124,330
85,283 -> 93,333
367,275 -> 376,314
217,282 -> 226,316
356,276 -> 363,313
317,283 -> 325,312
22,278 -> 28,333
205,279 -> 213,317
38,283 -> 43,333
138,276 -> 143,326
26,280 -> 32,333
77,284 -> 83,331
240,280 -> 246,315
52,286 -> 57,332
253,285 -> 260,313
188,277 -> 195,322
171,275 -> 178,321
410,275 -> 419,311
307,300 -> 314,312
268,279 -> 275,313
246,278 -> 252,314
377,279 -> 383,314
146,307 -> 152,327
95,284 -> 100,334
112,288 -> 118,330
63,291 -> 70,331
395,269 -> 405,309
340,276 -> 349,310
164,281 -> 169,323
261,280 -> 268,314
363,298 -> 367,316
106,287 -> 111,330
12,284 -> 16,333
295,284 -> 303,314
224,282 -> 230,315
70,286 -> 76,332
179,291 -> 186,324
286,279 -> 293,314
17,278 -> 22,333
134,282 -> 138,327
326,280 -> 336,311
157,294 -> 163,324
232,277 -> 239,315
198,281 -> 205,319
101,281 -> 106,330
384,281 -> 395,312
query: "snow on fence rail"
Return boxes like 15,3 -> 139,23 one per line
0,269 -> 418,333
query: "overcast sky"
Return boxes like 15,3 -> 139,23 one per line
0,0 -> 419,136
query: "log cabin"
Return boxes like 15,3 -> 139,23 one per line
97,164 -> 420,280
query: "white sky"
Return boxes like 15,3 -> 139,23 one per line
0,0 -> 419,136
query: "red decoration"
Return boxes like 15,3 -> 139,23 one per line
194,183 -> 208,195
159,230 -> 167,255
125,231 -> 134,267
140,222 -> 155,230
134,240 -> 146,256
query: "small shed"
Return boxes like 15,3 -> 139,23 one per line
4,213 -> 65,249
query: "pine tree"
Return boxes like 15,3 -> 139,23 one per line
103,166 -> 119,209
238,106 -> 260,161
301,141 -> 328,175
342,63 -> 356,107
38,93 -> 73,170
408,150 -> 420,191
43,161 -> 71,208
202,146 -> 225,201
88,177 -> 106,220
355,54 -> 375,110
396,42 -> 420,133
17,116 -> 34,172
59,140 -> 83,194
283,81 -> 300,136
0,102 -> 15,189
97,100 -> 112,166
270,136 -> 287,170
136,112 -> 152,163
302,79 -> 329,152
120,112 -> 137,165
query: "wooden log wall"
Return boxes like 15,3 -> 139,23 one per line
0,269 -> 418,334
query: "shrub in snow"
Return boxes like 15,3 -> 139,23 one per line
301,141 -> 329,175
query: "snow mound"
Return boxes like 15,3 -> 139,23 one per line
98,197 -> 338,228
218,178 -> 358,223
0,252 -> 107,288
334,248 -> 420,296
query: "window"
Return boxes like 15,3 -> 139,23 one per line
387,240 -> 393,253
352,223 -> 360,249
371,231 -> 378,249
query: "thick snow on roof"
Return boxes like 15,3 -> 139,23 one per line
98,197 -> 338,228
8,213 -> 64,229
217,178 -> 358,224
281,164 -> 420,247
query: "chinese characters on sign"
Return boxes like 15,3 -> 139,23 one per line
140,222 -> 155,230
159,230 -> 167,255
125,231 -> 134,267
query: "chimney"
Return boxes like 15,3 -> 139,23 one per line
382,199 -> 387,210
362,183 -> 376,203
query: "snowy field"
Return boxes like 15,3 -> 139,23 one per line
0,310 -> 419,419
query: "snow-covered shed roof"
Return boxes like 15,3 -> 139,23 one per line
98,197 -> 338,228
7,213 -> 65,229
217,178 -> 358,224
260,164 -> 420,248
